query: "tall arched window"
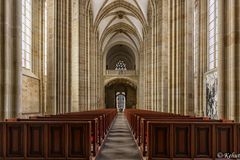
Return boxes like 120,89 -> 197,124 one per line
115,60 -> 127,70
22,0 -> 32,70
208,0 -> 218,70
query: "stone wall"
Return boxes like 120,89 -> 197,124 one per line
22,73 -> 40,114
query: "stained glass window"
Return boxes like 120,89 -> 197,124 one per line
115,60 -> 127,70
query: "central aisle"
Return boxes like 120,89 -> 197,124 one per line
96,113 -> 142,160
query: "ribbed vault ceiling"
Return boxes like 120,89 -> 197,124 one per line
91,0 -> 149,52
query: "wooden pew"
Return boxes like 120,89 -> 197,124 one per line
27,109 -> 117,156
32,109 -> 117,142
125,109 -> 198,139
0,121 -> 91,160
2,109 -> 117,159
140,117 -> 231,156
147,121 -> 239,160
44,109 -> 117,136
7,117 -> 100,156
124,109 -> 237,159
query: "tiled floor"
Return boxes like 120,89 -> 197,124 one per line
96,113 -> 142,160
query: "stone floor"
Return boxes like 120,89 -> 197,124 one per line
96,113 -> 142,160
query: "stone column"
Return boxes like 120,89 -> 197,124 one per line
176,0 -> 185,114
167,0 -> 194,115
46,0 -> 71,114
184,0 -> 194,115
156,0 -> 163,112
168,0 -> 178,114
217,0 -> 224,119
218,0 -> 240,121
167,0 -> 173,113
89,12 -> 97,110
86,7 -> 90,110
139,49 -> 144,109
79,0 -> 87,111
161,0 -> 169,112
197,0 -> 208,116
0,0 -> 22,119
71,0 -> 80,112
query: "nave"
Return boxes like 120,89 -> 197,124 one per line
0,0 -> 240,159
96,113 -> 142,160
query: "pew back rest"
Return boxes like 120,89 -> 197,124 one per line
0,121 -> 91,159
147,121 -> 240,159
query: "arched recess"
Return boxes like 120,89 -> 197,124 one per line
105,44 -> 136,70
105,78 -> 137,109
103,41 -> 139,74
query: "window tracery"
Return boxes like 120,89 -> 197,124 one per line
115,60 -> 127,70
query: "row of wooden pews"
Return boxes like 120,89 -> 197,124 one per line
0,109 -> 117,160
125,109 -> 240,160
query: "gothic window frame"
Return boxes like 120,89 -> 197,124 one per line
207,0 -> 218,71
22,0 -> 32,70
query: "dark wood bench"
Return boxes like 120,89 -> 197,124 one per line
2,109 -> 117,159
0,121 -> 91,160
124,109 -> 237,159
147,121 -> 240,160
140,116 -> 232,156
29,109 -> 117,156
7,117 -> 100,156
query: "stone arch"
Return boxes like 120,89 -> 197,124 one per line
104,77 -> 137,87
100,22 -> 142,43
104,78 -> 137,109
101,31 -> 140,52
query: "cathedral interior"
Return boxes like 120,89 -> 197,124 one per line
1,0 -> 239,121
0,0 -> 240,159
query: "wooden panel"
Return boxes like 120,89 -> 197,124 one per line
216,126 -> 232,153
6,124 -> 24,157
153,126 -> 170,157
195,125 -> 212,157
27,124 -> 44,157
174,125 -> 190,157
48,125 -> 65,157
68,124 -> 85,157
0,124 -> 2,157
238,126 -> 240,153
